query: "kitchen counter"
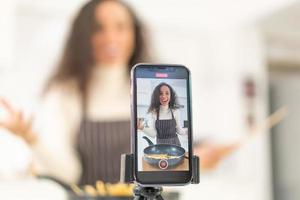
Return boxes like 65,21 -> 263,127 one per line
142,153 -> 189,171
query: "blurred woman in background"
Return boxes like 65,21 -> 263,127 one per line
0,0 -> 148,185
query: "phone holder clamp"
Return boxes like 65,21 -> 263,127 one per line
120,154 -> 199,200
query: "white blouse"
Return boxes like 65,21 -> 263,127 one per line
31,66 -> 130,184
142,105 -> 187,138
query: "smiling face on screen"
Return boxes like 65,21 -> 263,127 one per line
148,82 -> 180,113
159,85 -> 171,106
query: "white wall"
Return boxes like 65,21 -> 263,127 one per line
0,0 -> 15,70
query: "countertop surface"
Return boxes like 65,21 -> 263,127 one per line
142,153 -> 189,171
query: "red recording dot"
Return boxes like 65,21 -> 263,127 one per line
158,159 -> 168,169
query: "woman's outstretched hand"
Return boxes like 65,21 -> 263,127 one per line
194,142 -> 239,171
137,118 -> 144,130
0,98 -> 37,145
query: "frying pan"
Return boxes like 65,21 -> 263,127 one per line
142,136 -> 187,169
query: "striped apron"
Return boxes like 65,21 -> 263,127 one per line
155,109 -> 181,146
76,118 -> 131,185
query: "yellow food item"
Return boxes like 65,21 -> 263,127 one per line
146,154 -> 180,159
81,182 -> 134,197
84,185 -> 98,197
96,181 -> 107,196
106,183 -> 134,197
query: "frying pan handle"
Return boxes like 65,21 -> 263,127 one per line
142,136 -> 154,146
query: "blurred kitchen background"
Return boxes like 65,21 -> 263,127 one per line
0,0 -> 300,200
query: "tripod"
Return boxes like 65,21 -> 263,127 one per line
120,154 -> 199,200
133,186 -> 163,200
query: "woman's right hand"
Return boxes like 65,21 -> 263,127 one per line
137,119 -> 144,130
0,98 -> 37,145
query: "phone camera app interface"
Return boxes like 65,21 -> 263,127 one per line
136,72 -> 189,172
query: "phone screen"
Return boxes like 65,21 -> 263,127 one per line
132,64 -> 192,184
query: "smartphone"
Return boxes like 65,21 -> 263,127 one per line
131,63 -> 193,185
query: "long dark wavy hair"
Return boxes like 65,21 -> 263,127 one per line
44,0 -> 149,110
148,82 -> 180,114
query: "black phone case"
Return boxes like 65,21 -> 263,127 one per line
130,63 -> 194,185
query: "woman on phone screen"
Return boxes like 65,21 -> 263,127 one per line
138,82 -> 187,146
